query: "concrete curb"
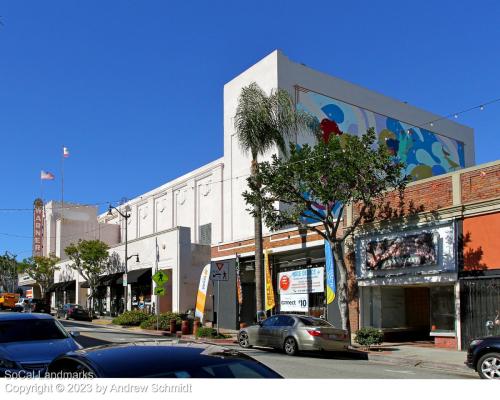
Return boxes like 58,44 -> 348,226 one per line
366,353 -> 475,375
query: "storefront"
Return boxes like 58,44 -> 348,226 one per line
49,280 -> 76,307
356,221 -> 459,348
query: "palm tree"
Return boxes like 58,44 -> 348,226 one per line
234,82 -> 316,320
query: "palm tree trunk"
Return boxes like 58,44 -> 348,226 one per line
252,158 -> 264,320
332,241 -> 351,339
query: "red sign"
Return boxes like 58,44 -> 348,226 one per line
32,198 -> 44,257
280,275 -> 290,291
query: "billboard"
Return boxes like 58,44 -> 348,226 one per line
365,232 -> 437,270
278,267 -> 324,294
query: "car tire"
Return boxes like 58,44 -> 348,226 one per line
477,352 -> 500,379
283,337 -> 299,356
238,332 -> 252,348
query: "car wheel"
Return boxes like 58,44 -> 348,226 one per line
238,332 -> 252,348
283,337 -> 299,356
477,352 -> 500,379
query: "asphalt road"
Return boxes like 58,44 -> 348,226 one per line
60,320 -> 476,379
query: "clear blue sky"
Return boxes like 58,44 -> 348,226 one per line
1,1 -> 499,258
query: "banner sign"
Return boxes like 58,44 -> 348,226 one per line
264,250 -> 275,311
32,198 -> 44,257
280,294 -> 308,312
236,256 -> 243,305
365,232 -> 437,270
278,267 -> 324,294
195,263 -> 211,322
324,240 -> 336,304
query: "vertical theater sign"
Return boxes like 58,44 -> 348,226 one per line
33,198 -> 44,257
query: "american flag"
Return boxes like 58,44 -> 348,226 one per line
40,170 -> 55,180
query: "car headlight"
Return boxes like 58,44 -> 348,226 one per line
469,339 -> 483,348
0,359 -> 18,369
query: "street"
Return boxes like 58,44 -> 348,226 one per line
60,320 -> 476,379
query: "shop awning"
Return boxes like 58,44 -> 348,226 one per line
117,268 -> 151,285
47,280 -> 75,292
80,272 -> 123,289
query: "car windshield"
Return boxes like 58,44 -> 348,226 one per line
297,317 -> 333,327
0,319 -> 69,343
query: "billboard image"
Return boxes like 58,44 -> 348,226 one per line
365,232 -> 437,270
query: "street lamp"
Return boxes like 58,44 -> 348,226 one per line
107,204 -> 138,312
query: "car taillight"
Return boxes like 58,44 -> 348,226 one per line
307,330 -> 321,337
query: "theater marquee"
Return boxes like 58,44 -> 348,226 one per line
33,198 -> 44,257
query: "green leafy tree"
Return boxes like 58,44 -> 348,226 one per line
65,239 -> 110,315
234,82 -> 317,318
0,252 -> 19,293
244,128 -> 407,332
18,254 -> 60,298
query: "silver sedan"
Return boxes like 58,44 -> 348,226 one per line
238,314 -> 349,356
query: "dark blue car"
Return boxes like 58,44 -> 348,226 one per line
48,342 -> 283,378
465,335 -> 500,379
0,313 -> 81,377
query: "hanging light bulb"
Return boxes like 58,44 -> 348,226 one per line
430,122 -> 434,127
454,114 -> 458,119
480,105 -> 485,111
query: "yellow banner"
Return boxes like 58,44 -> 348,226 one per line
264,250 -> 275,311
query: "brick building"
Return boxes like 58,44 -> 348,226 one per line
211,160 -> 500,350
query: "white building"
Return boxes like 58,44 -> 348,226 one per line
44,50 -> 474,323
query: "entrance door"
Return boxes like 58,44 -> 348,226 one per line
240,283 -> 256,325
461,278 -> 500,348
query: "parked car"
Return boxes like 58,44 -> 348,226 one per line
56,304 -> 92,321
12,298 -> 50,314
238,314 -> 349,356
47,342 -> 282,378
465,335 -> 500,379
0,313 -> 81,377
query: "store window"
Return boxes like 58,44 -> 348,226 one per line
430,286 -> 455,332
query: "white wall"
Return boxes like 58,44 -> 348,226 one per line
222,51 -> 280,243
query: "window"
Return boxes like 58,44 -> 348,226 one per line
199,223 -> 212,245
297,316 -> 333,327
0,319 -> 69,343
275,315 -> 295,327
430,286 -> 455,332
262,316 -> 278,327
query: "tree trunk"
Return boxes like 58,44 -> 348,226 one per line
252,158 -> 264,320
331,241 -> 351,339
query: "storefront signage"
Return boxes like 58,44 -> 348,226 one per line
278,267 -> 324,294
365,232 -> 437,270
32,198 -> 44,257
280,294 -> 308,312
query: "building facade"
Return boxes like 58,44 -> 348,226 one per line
34,50 -> 490,344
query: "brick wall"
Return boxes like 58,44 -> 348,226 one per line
434,336 -> 458,349
461,164 -> 500,204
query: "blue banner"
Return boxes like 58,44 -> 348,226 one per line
324,240 -> 336,304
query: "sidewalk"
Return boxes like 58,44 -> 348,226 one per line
357,342 -> 474,375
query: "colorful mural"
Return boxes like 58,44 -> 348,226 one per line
296,88 -> 465,180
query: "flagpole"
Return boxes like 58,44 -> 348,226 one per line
61,146 -> 64,221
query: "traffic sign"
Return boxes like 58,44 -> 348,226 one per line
153,270 -> 169,286
210,261 -> 229,281
122,273 -> 127,287
154,286 -> 166,296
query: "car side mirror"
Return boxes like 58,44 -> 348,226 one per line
69,331 -> 80,337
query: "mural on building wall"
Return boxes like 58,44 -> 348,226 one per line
296,88 -> 465,181
365,232 -> 437,270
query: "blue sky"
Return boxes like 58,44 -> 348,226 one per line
1,1 -> 499,258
